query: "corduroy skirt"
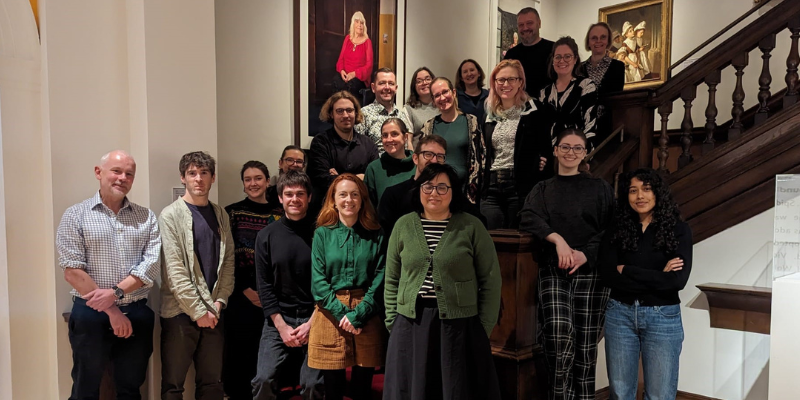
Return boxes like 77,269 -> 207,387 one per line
383,297 -> 502,400
307,289 -> 387,370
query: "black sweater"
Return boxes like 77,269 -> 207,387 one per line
254,215 -> 316,319
599,221 -> 693,306
519,174 -> 614,271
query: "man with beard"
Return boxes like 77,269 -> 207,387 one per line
356,67 -> 412,155
251,171 -> 324,400
307,91 -> 379,214
159,151 -> 235,400
57,150 -> 161,400
503,7 -> 555,96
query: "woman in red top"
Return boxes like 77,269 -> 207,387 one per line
333,11 -> 374,104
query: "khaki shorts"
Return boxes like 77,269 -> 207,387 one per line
308,289 -> 387,370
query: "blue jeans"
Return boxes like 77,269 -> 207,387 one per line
604,299 -> 683,400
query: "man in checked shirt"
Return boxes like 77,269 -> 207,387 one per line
56,150 -> 161,400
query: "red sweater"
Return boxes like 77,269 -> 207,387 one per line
336,35 -> 374,86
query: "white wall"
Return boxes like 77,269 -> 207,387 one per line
1,0 -> 60,398
215,0 -> 294,208
405,0 -> 492,95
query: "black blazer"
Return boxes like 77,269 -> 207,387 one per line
482,99 -> 553,199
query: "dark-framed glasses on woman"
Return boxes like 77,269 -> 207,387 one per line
418,151 -> 446,163
281,158 -> 305,166
421,183 -> 451,195
495,77 -> 521,85
553,54 -> 575,63
557,144 -> 586,154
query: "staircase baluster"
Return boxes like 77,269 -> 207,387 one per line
729,53 -> 749,140
756,34 -> 777,125
785,17 -> 800,107
703,70 -> 721,155
657,102 -> 673,173
679,86 -> 696,169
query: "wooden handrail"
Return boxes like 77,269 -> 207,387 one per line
587,124 -> 624,161
668,0 -> 773,75
649,0 -> 800,107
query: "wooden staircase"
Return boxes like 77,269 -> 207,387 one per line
596,0 -> 800,243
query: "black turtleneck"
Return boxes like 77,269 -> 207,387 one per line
519,173 -> 615,270
254,214 -> 316,319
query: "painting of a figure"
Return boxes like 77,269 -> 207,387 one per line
600,0 -> 673,90
308,0 -> 398,135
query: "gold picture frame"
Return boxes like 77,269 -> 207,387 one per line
600,0 -> 673,90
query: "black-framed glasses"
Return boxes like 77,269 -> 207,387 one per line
421,183 -> 451,195
553,54 -> 575,63
495,77 -> 521,85
416,77 -> 433,85
432,89 -> 451,100
281,157 -> 305,166
418,151 -> 446,163
334,107 -> 355,115
557,144 -> 586,154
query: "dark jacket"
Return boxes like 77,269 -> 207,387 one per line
482,99 -> 552,199
579,58 -> 625,142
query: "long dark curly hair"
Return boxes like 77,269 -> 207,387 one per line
612,168 -> 682,253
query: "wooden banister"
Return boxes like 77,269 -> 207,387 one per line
649,0 -> 800,107
668,0 -> 772,75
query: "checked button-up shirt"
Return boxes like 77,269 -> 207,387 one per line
56,191 -> 161,305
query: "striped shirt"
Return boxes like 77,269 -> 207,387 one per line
56,192 -> 161,304
418,217 -> 449,298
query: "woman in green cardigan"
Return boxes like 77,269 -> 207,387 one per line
308,173 -> 387,400
363,118 -> 416,208
383,163 -> 502,400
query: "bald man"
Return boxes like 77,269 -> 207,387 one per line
56,150 -> 161,400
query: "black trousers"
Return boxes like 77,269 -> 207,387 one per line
332,74 -> 368,106
160,313 -> 225,400
252,314 -> 324,400
68,298 -> 154,400
222,292 -> 265,399
480,172 -> 521,230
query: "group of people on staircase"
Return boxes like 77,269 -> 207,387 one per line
57,6 -> 691,400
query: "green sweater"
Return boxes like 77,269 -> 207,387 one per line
384,212 -> 501,336
363,150 -> 415,208
311,221 -> 386,328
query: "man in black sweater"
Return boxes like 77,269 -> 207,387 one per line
504,7 -> 555,97
252,171 -> 324,400
378,135 -> 447,235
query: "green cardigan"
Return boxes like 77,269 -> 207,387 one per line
363,150 -> 415,208
311,221 -> 386,329
384,212 -> 501,336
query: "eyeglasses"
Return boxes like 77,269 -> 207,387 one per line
416,77 -> 432,85
432,89 -> 452,100
418,151 -> 446,163
557,144 -> 586,154
495,77 -> 521,85
421,183 -> 452,195
281,157 -> 305,166
553,54 -> 575,63
334,107 -> 355,115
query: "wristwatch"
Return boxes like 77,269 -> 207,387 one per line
112,285 -> 124,300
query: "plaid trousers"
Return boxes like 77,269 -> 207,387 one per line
538,265 -> 610,400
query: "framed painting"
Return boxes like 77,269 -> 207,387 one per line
305,0 -> 399,138
600,0 -> 673,90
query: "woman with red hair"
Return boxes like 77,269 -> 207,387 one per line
481,59 -> 550,229
307,173 -> 386,400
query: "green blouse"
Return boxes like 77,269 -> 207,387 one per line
311,221 -> 386,328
